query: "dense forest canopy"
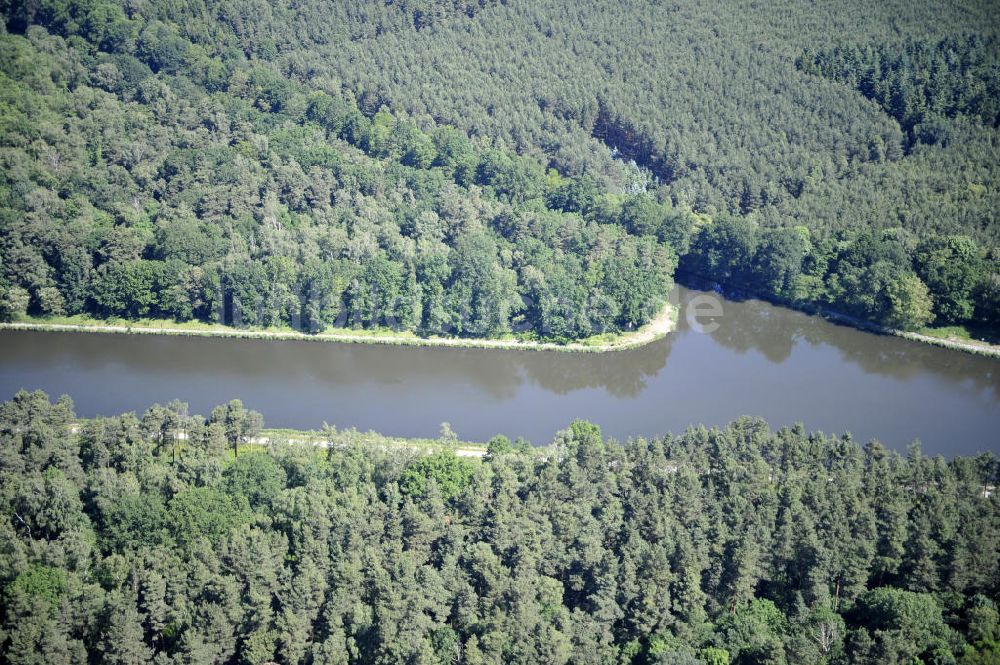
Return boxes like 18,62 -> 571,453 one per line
0,391 -> 997,664
0,0 -> 998,337
798,36 -> 1000,135
0,4 -> 677,341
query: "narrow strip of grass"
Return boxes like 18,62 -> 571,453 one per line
810,309 -> 1000,358
258,427 -> 489,456
916,325 -> 976,341
0,303 -> 677,353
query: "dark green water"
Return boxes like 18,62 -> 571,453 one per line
1,287 -> 997,455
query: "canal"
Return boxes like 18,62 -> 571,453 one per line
1,287 -> 997,455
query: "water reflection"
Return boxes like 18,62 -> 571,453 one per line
0,327 -> 672,400
691,288 -> 1000,399
1,286 -> 998,454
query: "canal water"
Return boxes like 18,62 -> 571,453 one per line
1,287 -> 997,455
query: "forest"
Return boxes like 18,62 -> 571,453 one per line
0,8 -> 676,341
2,3 -> 999,663
0,0 -> 998,339
0,391 -> 997,664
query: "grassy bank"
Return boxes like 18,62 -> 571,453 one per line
254,427 -> 490,459
0,303 -> 678,353
810,308 -> 1000,358
75,424 -> 493,462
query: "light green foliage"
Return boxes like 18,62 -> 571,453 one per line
7,566 -> 66,610
966,598 -> 1000,646
885,273 -> 935,331
960,598 -> 1000,665
210,400 -> 263,457
398,450 -> 475,501
718,599 -> 788,664
97,592 -> 153,665
699,647 -> 731,665
0,285 -> 29,321
485,434 -> 514,457
960,642 -> 1000,665
241,629 -> 278,665
786,604 -> 846,664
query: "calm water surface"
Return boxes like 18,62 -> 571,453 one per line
1,287 -> 997,455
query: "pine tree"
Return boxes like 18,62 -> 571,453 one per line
98,593 -> 154,665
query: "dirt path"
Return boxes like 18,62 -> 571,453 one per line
0,303 -> 677,353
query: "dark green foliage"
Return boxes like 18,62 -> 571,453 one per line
0,394 -> 997,663
223,453 -> 286,509
682,222 -> 950,331
167,487 -> 250,546
916,236 -> 984,324
0,13 -> 674,341
845,588 -> 957,663
799,37 -> 1000,133
100,493 -> 170,551
2,0 -> 997,339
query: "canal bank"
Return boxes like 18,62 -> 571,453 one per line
2,287 -> 997,456
0,301 -> 677,353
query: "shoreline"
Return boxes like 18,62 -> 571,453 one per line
812,308 -> 1000,359
4,295 -> 997,358
675,275 -> 1000,359
0,303 -> 677,354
